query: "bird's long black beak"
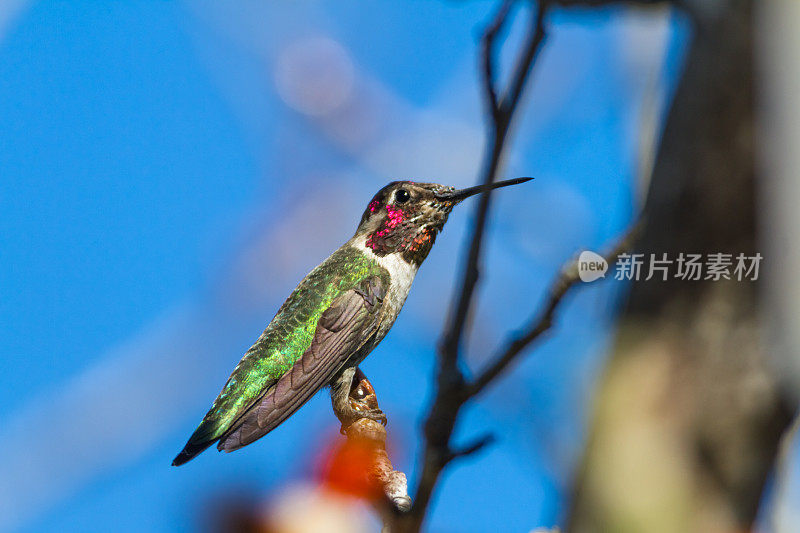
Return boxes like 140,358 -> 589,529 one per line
435,177 -> 532,204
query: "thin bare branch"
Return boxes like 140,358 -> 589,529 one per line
395,3 -> 551,531
439,0 -> 549,379
498,1 -> 547,119
468,221 -> 642,396
444,433 -> 496,463
481,0 -> 514,122
379,1 -> 650,531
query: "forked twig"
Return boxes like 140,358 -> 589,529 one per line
468,222 -> 642,396
334,2 -> 646,531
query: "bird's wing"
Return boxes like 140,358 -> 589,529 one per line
216,275 -> 387,452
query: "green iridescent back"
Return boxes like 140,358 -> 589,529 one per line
192,245 -> 388,443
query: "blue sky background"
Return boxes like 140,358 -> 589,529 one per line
0,2 -> 690,531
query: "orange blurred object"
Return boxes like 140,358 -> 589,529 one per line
319,436 -> 382,501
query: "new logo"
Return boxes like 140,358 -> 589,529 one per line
578,251 -> 608,282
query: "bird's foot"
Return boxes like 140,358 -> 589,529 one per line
334,366 -> 388,434
362,407 -> 387,426
338,406 -> 387,434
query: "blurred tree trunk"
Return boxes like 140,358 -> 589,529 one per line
567,1 -> 794,531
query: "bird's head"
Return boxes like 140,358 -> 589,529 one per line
355,177 -> 531,266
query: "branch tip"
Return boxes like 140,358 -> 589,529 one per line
446,434 -> 496,463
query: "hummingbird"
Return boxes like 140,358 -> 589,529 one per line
172,177 -> 531,466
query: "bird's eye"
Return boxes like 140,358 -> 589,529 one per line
395,189 -> 411,204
